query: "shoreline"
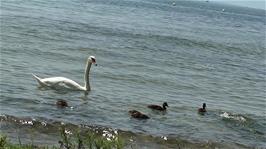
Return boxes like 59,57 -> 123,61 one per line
0,114 -> 252,149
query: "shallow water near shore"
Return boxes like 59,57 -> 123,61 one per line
0,114 -> 252,149
1,0 -> 266,148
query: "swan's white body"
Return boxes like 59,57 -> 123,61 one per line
32,76 -> 86,90
32,56 -> 96,93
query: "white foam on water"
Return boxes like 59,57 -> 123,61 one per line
220,112 -> 246,122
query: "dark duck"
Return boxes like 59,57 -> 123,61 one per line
129,110 -> 150,119
147,102 -> 169,111
198,103 -> 207,113
56,99 -> 68,108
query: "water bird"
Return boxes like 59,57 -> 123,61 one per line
56,100 -> 68,108
129,110 -> 150,119
198,103 -> 207,113
32,56 -> 97,94
148,102 -> 169,111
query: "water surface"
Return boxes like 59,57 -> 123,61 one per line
1,0 -> 266,148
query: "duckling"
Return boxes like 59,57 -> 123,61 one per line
198,103 -> 206,113
148,102 -> 169,111
56,100 -> 68,108
129,110 -> 150,119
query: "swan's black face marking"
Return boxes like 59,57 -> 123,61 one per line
91,57 -> 96,63
90,57 -> 97,66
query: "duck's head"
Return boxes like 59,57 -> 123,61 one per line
56,100 -> 68,108
203,103 -> 206,109
163,102 -> 169,108
89,56 -> 97,66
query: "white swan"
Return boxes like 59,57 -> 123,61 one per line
32,56 -> 97,94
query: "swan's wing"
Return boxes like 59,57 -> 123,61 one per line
41,77 -> 84,90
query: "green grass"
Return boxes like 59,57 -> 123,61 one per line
0,126 -> 124,149
0,134 -> 50,149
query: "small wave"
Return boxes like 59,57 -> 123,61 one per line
220,112 -> 246,122
219,112 -> 266,147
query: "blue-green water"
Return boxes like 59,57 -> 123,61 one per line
0,0 -> 265,148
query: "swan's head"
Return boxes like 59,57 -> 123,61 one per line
89,56 -> 97,66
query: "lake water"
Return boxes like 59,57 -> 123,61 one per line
0,0 -> 265,148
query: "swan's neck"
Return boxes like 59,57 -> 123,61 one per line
84,60 -> 92,91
